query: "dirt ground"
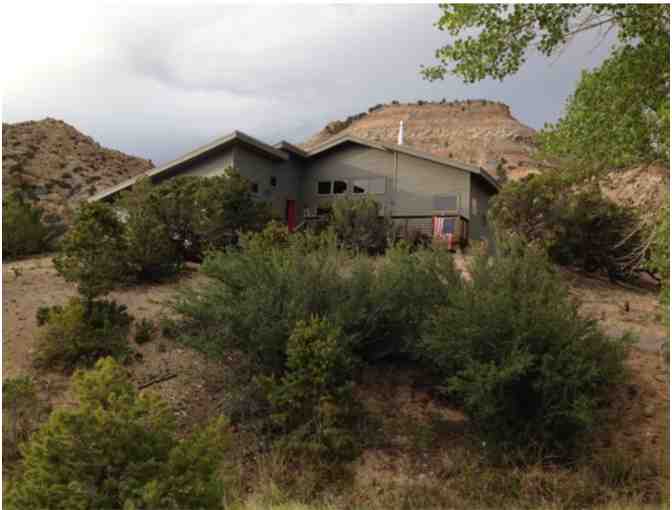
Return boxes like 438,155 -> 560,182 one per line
2,255 -> 669,497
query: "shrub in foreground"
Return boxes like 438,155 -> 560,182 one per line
174,228 -> 456,370
421,237 -> 631,457
2,192 -> 51,259
33,298 -> 133,371
4,357 -> 231,510
261,317 -> 360,461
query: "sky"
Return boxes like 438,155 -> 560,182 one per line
2,3 -> 616,166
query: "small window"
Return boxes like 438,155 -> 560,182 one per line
352,179 -> 368,194
471,198 -> 477,215
270,176 -> 277,188
369,178 -> 386,194
333,180 -> 348,194
317,181 -> 332,195
250,182 -> 259,194
433,194 -> 459,211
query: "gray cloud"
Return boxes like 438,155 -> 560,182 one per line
3,4 -> 614,165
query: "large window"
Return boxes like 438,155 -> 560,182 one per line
318,178 -> 385,196
352,179 -> 368,194
333,180 -> 348,194
317,181 -> 332,195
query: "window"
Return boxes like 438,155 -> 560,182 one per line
433,194 -> 459,211
471,197 -> 478,215
333,180 -> 348,194
270,176 -> 277,188
250,182 -> 259,194
317,181 -> 332,195
352,179 -> 368,194
369,178 -> 386,194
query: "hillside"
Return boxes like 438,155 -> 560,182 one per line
303,100 -> 539,180
2,118 -> 153,223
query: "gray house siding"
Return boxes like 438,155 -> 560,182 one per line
300,143 -> 395,215
233,145 -> 305,221
156,148 -> 235,182
393,152 -> 470,218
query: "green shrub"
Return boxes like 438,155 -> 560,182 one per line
33,298 -> 133,371
174,231 -> 456,369
4,357 -> 231,510
260,317 -> 360,461
421,237 -> 630,457
331,196 -> 392,254
53,202 -> 129,303
2,192 -> 51,259
134,318 -> 156,345
120,178 -> 183,281
175,229 -> 351,373
2,376 -> 50,466
490,174 -> 642,279
142,170 -> 271,261
35,305 -> 61,327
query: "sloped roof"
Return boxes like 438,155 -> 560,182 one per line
91,129 -> 499,202
89,130 -> 288,202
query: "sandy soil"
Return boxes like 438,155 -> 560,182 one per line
2,256 -> 230,431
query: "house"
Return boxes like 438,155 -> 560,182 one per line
90,129 -> 499,246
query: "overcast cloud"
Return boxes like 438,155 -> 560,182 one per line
3,3 -> 615,165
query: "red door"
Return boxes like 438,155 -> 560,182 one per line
286,200 -> 296,232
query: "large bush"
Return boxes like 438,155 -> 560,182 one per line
490,174 -> 642,279
173,226 -> 456,370
120,179 -> 182,281
331,196 -> 392,254
2,192 -> 51,259
53,202 -> 129,303
33,298 -> 133,371
4,357 -> 231,510
139,171 -> 271,262
421,237 -> 630,457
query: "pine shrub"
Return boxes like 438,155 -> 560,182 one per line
33,298 -> 133,371
421,237 -> 631,457
4,358 -> 231,510
260,317 -> 360,461
53,202 -> 129,303
120,178 -> 183,281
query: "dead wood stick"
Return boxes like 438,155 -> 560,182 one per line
138,373 -> 177,390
